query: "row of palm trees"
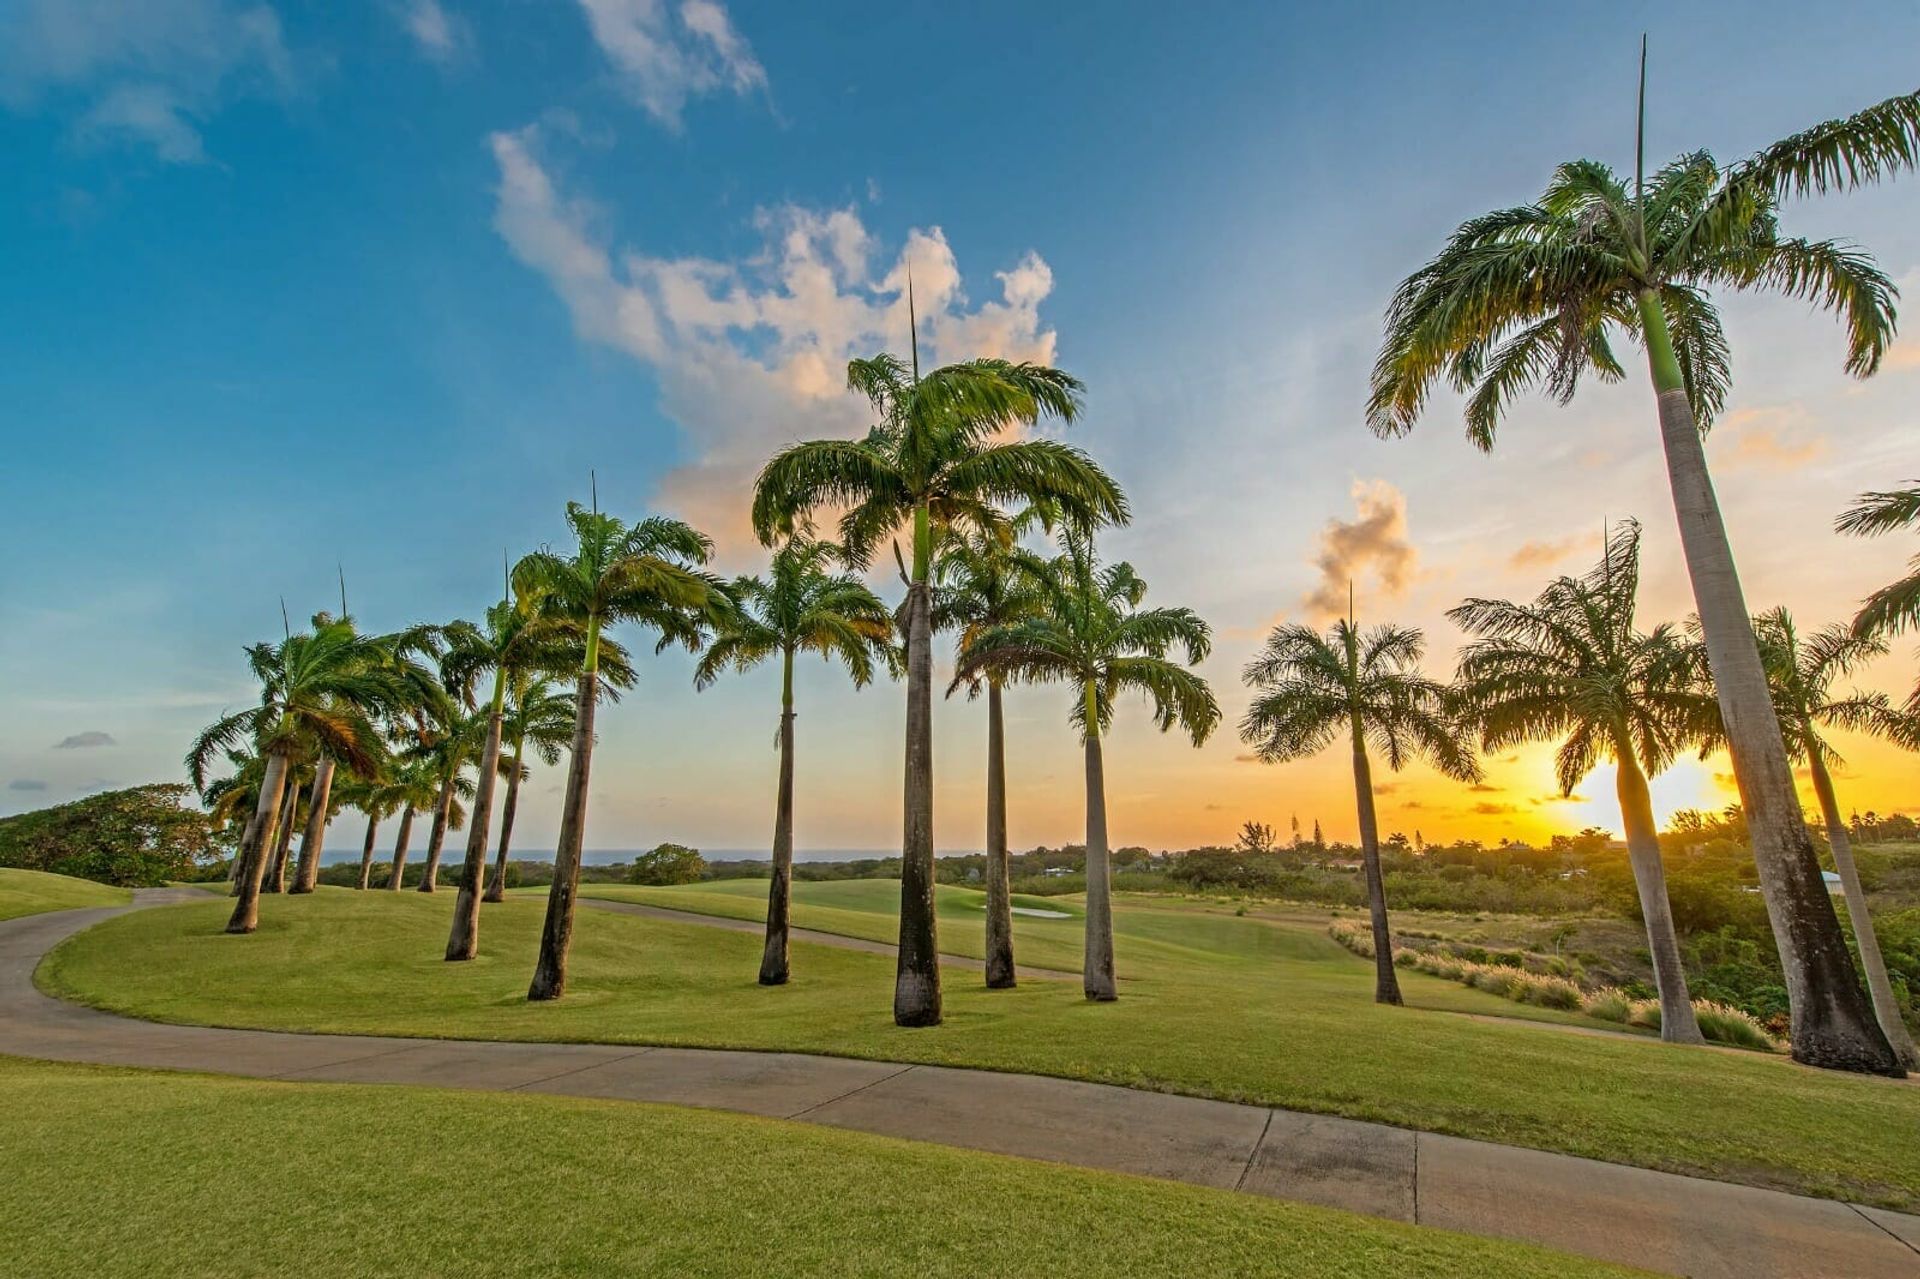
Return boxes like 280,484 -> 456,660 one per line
189,67 -> 1920,1077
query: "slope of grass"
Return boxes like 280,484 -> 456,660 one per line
0,868 -> 131,921
37,889 -> 1920,1209
0,1056 -> 1631,1279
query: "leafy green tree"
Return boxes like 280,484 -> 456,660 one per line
752,336 -> 1126,1027
959,530 -> 1218,1001
1365,59 -> 1918,1074
627,842 -> 708,886
1450,521 -> 1718,1042
1752,607 -> 1920,1066
0,784 -> 223,885
516,499 -> 720,1002
1241,618 -> 1480,1004
188,615 -> 398,934
695,539 -> 894,985
483,682 -> 580,903
934,518 -> 1051,988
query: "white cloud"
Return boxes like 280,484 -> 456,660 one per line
489,125 -> 1059,554
0,0 -> 297,163
1304,479 -> 1417,619
397,0 -> 473,65
576,0 -> 766,129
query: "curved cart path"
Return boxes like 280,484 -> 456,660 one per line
5,891 -> 1917,1279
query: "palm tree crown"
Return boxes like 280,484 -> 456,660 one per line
957,530 -> 1219,745
695,539 -> 896,693
1837,482 -> 1920,649
1449,522 -> 1718,793
1752,607 -> 1914,758
1368,90 -> 1920,445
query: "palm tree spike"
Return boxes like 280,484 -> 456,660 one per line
906,259 -> 920,382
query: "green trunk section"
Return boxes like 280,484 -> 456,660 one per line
1083,677 -> 1099,741
912,503 -> 931,583
583,614 -> 602,675
1636,289 -> 1686,395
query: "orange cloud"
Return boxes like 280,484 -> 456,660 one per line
1304,479 -> 1415,618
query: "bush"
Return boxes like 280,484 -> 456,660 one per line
1693,1001 -> 1783,1052
0,784 -> 226,886
1582,988 -> 1633,1023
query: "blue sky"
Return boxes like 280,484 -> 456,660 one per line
3,1 -> 1918,851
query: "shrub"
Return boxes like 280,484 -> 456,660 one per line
1693,1001 -> 1783,1051
1582,988 -> 1633,1023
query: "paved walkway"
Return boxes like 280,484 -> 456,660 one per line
5,891 -> 1918,1279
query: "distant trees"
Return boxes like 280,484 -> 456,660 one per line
0,784 -> 223,886
628,844 -> 707,886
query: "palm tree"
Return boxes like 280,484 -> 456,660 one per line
333,773 -> 395,890
1838,483 -> 1920,669
752,337 -> 1127,1026
695,539 -> 895,985
934,519 -> 1050,988
437,590 -> 599,962
1364,57 -> 1918,1073
259,763 -> 307,894
958,530 -> 1218,1001
406,700 -> 483,895
483,682 -> 579,903
1241,615 -> 1480,1005
187,615 -> 396,934
1450,522 -> 1716,1043
381,762 -> 444,890
518,499 -> 720,1002
1752,607 -> 1920,1067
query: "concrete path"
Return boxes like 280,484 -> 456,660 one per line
5,892 -> 1918,1279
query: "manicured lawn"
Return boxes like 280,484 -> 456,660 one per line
38,888 -> 1920,1209
0,868 -> 131,921
0,1056 -> 1631,1278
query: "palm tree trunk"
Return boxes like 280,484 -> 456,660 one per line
290,755 -> 334,895
893,544 -> 942,1028
1350,722 -> 1402,1006
1639,289 -> 1898,1075
983,678 -> 1016,989
483,743 -> 523,903
355,813 -> 379,890
417,774 -> 452,893
226,750 -> 290,935
229,807 -> 262,895
529,666 -> 598,1001
387,806 -> 415,890
1806,738 -> 1919,1067
761,648 -> 796,986
1614,742 -> 1704,1044
261,775 -> 299,894
446,693 -> 505,961
1082,680 -> 1117,1002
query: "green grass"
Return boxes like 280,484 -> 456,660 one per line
37,887 -> 1920,1209
0,868 -> 131,921
0,1055 -> 1632,1278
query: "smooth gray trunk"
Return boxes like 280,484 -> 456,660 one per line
528,668 -> 597,1001
261,774 -> 299,894
1806,741 -> 1919,1067
229,804 -> 263,894
387,806 -> 415,890
983,680 -> 1015,989
356,813 -> 379,890
290,755 -> 334,895
1652,377 -> 1899,1075
226,750 -> 290,934
445,707 -> 504,961
1082,715 -> 1116,1002
1615,746 -> 1704,1044
761,665 -> 795,986
893,580 -> 942,1026
417,774 -> 453,893
1351,728 -> 1402,1005
483,747 -> 523,903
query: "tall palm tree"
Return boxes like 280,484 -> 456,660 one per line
438,590 -> 599,962
483,682 -> 580,903
1753,607 -> 1920,1067
406,700 -> 484,895
1838,483 -> 1920,672
1450,522 -> 1717,1043
695,539 -> 896,985
958,530 -> 1218,1001
752,337 -> 1127,1026
1241,616 -> 1480,1005
1365,58 -> 1918,1073
259,763 -> 307,894
333,773 -> 395,891
934,519 -> 1050,988
518,499 -> 720,1002
188,615 -> 396,934
381,761 -> 445,891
